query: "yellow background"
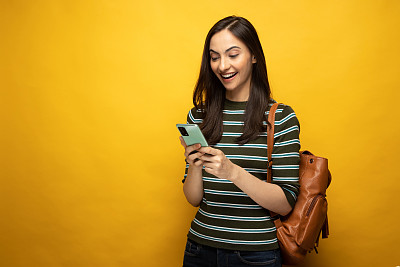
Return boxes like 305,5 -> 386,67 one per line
1,1 -> 399,266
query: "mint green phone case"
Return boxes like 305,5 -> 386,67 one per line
176,124 -> 209,147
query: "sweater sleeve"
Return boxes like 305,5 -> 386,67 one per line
271,104 -> 301,208
182,107 -> 204,183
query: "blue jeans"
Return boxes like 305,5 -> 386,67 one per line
183,239 -> 282,267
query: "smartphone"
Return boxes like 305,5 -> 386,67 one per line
176,124 -> 208,147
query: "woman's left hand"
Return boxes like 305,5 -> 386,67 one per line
197,146 -> 238,181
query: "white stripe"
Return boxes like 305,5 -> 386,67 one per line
274,125 -> 299,138
272,165 -> 299,170
198,208 -> 271,221
215,143 -> 268,149
222,132 -> 268,137
193,218 -> 274,233
203,177 -> 232,183
189,229 -> 278,245
192,108 -> 283,115
244,168 -> 268,173
222,120 -> 268,126
283,188 -> 297,200
203,199 -> 262,209
222,132 -> 242,137
285,184 -> 299,190
188,110 -> 203,123
273,177 -> 299,182
223,110 -> 244,114
272,152 -> 300,158
275,112 -> 296,126
227,155 -> 268,161
223,120 -> 244,125
265,108 -> 283,115
204,189 -> 248,197
274,139 -> 300,147
273,177 -> 299,181
223,114 -> 294,126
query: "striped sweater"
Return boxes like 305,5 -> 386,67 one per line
183,99 -> 300,251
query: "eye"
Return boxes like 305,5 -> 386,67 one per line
211,56 -> 220,62
229,54 -> 239,58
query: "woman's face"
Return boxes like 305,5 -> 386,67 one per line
209,29 -> 256,101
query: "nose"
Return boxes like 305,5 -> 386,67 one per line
218,56 -> 230,73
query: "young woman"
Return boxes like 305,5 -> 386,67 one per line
179,16 -> 300,267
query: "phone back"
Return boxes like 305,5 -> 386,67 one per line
176,124 -> 208,147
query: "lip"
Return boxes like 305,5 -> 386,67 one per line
220,72 -> 238,81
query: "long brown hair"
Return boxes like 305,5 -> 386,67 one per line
193,16 -> 272,145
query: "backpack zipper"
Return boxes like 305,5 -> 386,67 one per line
306,194 -> 325,217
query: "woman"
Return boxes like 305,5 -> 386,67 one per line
179,16 -> 300,267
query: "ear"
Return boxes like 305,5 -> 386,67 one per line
252,55 -> 257,64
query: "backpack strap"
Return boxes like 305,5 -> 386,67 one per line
267,102 -> 280,220
322,215 -> 329,238
267,102 -> 280,183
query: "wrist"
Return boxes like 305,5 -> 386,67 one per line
228,164 -> 242,182
189,163 -> 203,171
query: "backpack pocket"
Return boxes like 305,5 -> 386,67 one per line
296,194 -> 328,250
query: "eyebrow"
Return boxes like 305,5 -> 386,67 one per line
209,46 -> 241,54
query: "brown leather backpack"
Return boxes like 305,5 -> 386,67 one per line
267,103 -> 331,265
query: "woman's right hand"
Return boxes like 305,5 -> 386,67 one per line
180,136 -> 204,206
179,136 -> 205,167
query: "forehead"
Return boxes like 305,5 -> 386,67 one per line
209,29 -> 248,52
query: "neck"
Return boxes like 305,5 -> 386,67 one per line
225,86 -> 250,102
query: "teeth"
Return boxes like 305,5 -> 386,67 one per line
221,72 -> 237,79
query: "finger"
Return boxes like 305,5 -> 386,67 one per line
193,159 -> 204,167
179,136 -> 187,148
199,151 -> 219,161
187,151 -> 204,163
203,166 -> 215,175
199,154 -> 216,163
202,161 -> 215,170
198,146 -> 219,155
185,143 -> 202,157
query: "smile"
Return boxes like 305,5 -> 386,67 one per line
221,72 -> 238,80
